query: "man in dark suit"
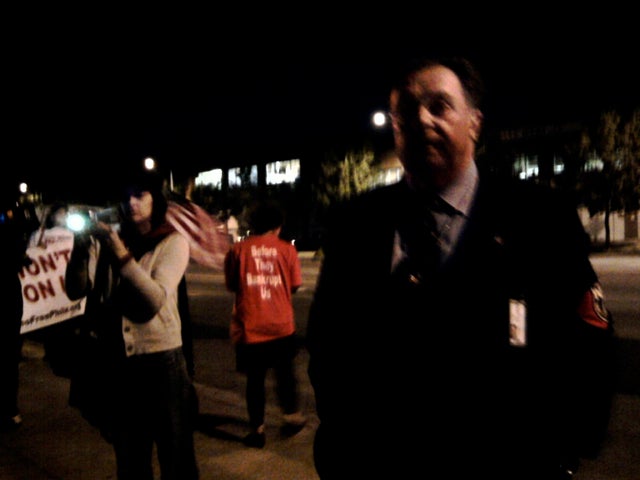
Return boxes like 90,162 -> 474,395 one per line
306,56 -> 615,479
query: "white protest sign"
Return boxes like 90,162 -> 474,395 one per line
19,227 -> 86,334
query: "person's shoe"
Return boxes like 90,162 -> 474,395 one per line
0,414 -> 23,432
242,431 -> 266,448
280,412 -> 307,437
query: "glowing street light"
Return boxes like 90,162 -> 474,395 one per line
143,156 -> 173,192
371,111 -> 388,128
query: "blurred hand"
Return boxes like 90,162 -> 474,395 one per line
93,221 -> 129,259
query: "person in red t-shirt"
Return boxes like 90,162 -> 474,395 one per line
223,200 -> 306,448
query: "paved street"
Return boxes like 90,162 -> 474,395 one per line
0,252 -> 638,479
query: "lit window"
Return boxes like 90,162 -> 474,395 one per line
195,169 -> 223,189
229,165 -> 258,187
553,156 -> 565,174
584,153 -> 604,172
512,155 -> 539,180
266,159 -> 300,185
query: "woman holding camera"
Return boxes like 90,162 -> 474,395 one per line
65,169 -> 199,480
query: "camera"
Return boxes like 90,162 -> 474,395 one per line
66,206 -> 121,234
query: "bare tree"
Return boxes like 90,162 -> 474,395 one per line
619,109 -> 640,213
580,109 -> 640,248
597,111 -> 620,248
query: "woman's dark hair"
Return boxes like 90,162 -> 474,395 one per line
44,202 -> 68,229
116,169 -> 170,257
118,169 -> 168,229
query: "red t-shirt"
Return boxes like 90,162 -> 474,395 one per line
224,232 -> 302,344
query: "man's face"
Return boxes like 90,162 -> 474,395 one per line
390,65 -> 482,191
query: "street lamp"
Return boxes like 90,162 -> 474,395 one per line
143,156 -> 173,192
371,110 -> 388,128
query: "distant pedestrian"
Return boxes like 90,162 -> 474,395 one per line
27,202 -> 79,378
28,202 -> 69,248
0,188 -> 38,431
224,200 -> 307,448
226,210 -> 240,243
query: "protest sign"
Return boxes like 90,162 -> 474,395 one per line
19,227 -> 86,334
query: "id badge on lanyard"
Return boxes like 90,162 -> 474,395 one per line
509,299 -> 527,347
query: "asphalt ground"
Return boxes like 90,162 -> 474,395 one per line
0,251 -> 638,479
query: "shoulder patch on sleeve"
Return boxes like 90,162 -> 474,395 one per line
577,283 -> 611,330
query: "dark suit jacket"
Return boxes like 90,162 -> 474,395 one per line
307,176 -> 615,478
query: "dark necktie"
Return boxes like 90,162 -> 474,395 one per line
396,203 -> 441,285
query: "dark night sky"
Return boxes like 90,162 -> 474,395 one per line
5,14 -> 639,202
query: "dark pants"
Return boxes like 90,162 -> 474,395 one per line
236,334 -> 300,430
111,347 -> 199,480
0,279 -> 23,420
